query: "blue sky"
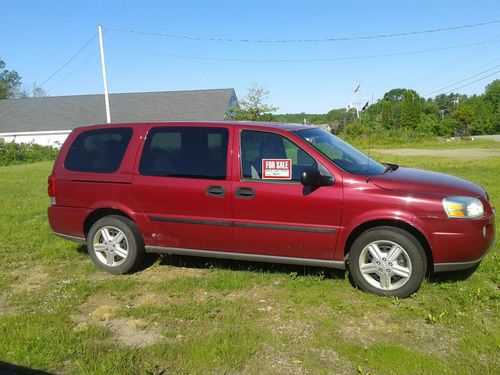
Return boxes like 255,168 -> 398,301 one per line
1,0 -> 499,113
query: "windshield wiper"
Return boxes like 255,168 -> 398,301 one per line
381,163 -> 399,175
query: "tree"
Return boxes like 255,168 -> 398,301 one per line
0,59 -> 22,99
0,59 -> 47,99
451,105 -> 475,136
383,88 -> 406,102
433,93 -> 466,115
381,88 -> 411,128
31,84 -> 47,98
228,83 -> 277,121
484,79 -> 500,113
326,108 -> 356,132
462,96 -> 495,135
400,90 -> 421,129
17,82 -> 47,98
380,100 -> 394,129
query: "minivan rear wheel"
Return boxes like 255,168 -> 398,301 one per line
87,215 -> 144,274
348,227 -> 426,298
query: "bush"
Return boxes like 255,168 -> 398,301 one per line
0,141 -> 58,166
339,125 -> 435,148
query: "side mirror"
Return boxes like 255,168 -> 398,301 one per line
300,167 -> 334,187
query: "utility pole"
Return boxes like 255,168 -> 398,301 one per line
98,25 -> 111,123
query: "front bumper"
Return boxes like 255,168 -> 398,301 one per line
433,242 -> 493,272
431,214 -> 495,272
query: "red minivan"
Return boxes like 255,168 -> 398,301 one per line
47,122 -> 495,297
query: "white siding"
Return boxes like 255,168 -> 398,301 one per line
0,130 -> 70,148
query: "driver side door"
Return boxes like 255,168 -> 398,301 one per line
232,129 -> 343,260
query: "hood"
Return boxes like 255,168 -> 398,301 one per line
370,167 -> 485,197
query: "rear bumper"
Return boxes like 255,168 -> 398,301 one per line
48,205 -> 89,239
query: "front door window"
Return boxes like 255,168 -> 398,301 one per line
240,130 -> 317,182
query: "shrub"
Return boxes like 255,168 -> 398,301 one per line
0,141 -> 58,166
339,126 -> 435,148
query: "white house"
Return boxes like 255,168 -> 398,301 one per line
0,88 -> 239,147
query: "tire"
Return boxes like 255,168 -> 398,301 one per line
348,226 -> 427,298
87,215 -> 144,274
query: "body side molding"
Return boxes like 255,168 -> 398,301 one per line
145,245 -> 345,269
149,216 -> 336,234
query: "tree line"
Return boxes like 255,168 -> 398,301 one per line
2,56 -> 498,137
234,81 -> 500,137
0,58 -> 46,99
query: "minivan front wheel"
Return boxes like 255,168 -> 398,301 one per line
348,227 -> 426,298
87,215 -> 144,274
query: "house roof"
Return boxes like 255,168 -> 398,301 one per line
0,88 -> 238,133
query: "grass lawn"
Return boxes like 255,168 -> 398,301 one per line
0,151 -> 499,374
350,137 -> 500,150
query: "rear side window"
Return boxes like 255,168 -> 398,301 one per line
139,127 -> 228,180
65,128 -> 133,173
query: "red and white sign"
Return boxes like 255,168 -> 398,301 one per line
262,159 -> 292,179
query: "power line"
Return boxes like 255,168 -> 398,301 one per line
109,19 -> 500,43
0,33 -> 99,119
426,69 -> 500,96
406,38 -> 500,88
424,64 -> 500,96
441,71 -> 500,94
46,49 -> 100,93
36,32 -> 98,90
110,38 -> 500,63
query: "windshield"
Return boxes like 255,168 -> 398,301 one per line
293,128 -> 386,175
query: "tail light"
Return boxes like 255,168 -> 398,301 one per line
48,175 -> 56,205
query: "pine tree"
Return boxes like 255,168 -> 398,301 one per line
400,90 -> 421,129
380,100 -> 394,129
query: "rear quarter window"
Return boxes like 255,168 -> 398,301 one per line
64,128 -> 133,173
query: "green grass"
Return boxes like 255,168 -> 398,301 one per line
348,137 -> 499,150
0,154 -> 499,374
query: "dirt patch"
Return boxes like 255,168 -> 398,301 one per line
242,344 -> 353,375
242,344 -> 310,375
134,265 -> 207,282
10,264 -> 51,294
272,319 -> 315,342
0,293 -> 15,315
307,348 -> 353,374
373,148 -> 500,160
87,271 -> 114,282
72,294 -> 122,323
72,294 -> 163,348
337,310 -> 456,357
132,291 -> 173,307
103,318 -> 163,348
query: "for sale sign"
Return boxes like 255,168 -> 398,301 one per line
262,159 -> 292,179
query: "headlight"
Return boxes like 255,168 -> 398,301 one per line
442,196 -> 484,219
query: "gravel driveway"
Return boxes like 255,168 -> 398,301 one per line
373,148 -> 500,160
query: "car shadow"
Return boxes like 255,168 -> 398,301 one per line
158,253 -> 346,280
0,361 -> 53,374
75,244 -> 88,255
76,243 -> 479,286
74,239 -> 341,281
428,264 -> 480,283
